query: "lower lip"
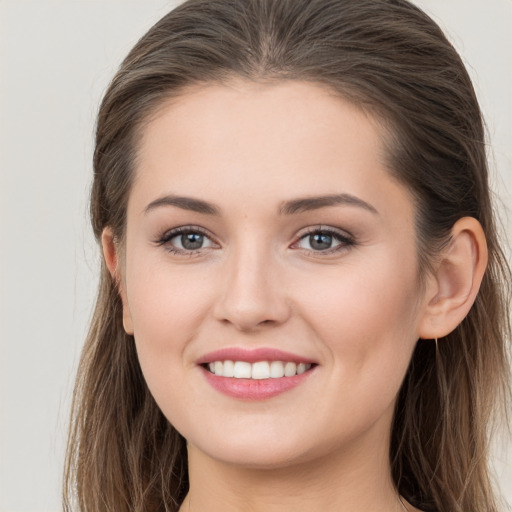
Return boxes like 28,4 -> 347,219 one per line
201,366 -> 315,400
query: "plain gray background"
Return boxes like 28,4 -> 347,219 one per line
0,1 -> 510,511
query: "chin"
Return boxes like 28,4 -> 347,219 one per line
183,420 -> 341,471
199,444 -> 313,470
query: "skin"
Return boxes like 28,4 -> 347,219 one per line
103,80 -> 487,512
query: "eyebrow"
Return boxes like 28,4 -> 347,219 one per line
279,193 -> 379,216
144,195 -> 220,215
144,193 -> 378,216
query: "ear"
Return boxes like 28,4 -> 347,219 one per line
101,227 -> 134,335
418,217 -> 488,340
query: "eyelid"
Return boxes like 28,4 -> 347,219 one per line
155,225 -> 210,242
291,225 -> 356,254
154,225 -> 219,254
294,225 -> 355,242
153,224 -> 355,256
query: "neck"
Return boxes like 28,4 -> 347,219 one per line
180,422 -> 405,512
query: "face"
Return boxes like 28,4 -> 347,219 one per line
116,80 -> 430,469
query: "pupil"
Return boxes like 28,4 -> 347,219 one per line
310,233 -> 332,250
182,233 -> 203,250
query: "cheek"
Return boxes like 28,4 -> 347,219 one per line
123,259 -> 214,386
296,250 -> 421,385
301,251 -> 420,335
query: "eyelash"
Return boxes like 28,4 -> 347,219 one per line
154,225 -> 356,256
155,226 -> 215,256
293,227 -> 356,255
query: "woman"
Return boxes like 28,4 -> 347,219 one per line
64,0 -> 511,511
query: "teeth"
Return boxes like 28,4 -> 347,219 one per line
252,361 -> 270,379
284,362 -> 297,377
223,359 -> 235,377
207,360 -> 312,379
233,361 -> 251,378
270,360 -> 285,378
297,363 -> 307,375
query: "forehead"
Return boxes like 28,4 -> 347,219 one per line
131,79 -> 413,223
141,79 -> 385,147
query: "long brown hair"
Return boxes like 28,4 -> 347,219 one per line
64,1 -> 511,511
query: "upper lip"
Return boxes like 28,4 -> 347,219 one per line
196,347 -> 317,365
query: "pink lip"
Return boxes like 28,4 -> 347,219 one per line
201,366 -> 315,400
197,347 -> 317,400
196,347 -> 316,365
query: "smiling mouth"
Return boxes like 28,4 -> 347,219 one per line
203,360 -> 315,379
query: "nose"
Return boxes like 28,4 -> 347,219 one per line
213,245 -> 292,331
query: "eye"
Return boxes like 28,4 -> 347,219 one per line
156,226 -> 217,254
294,228 -> 355,253
171,232 -> 213,251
